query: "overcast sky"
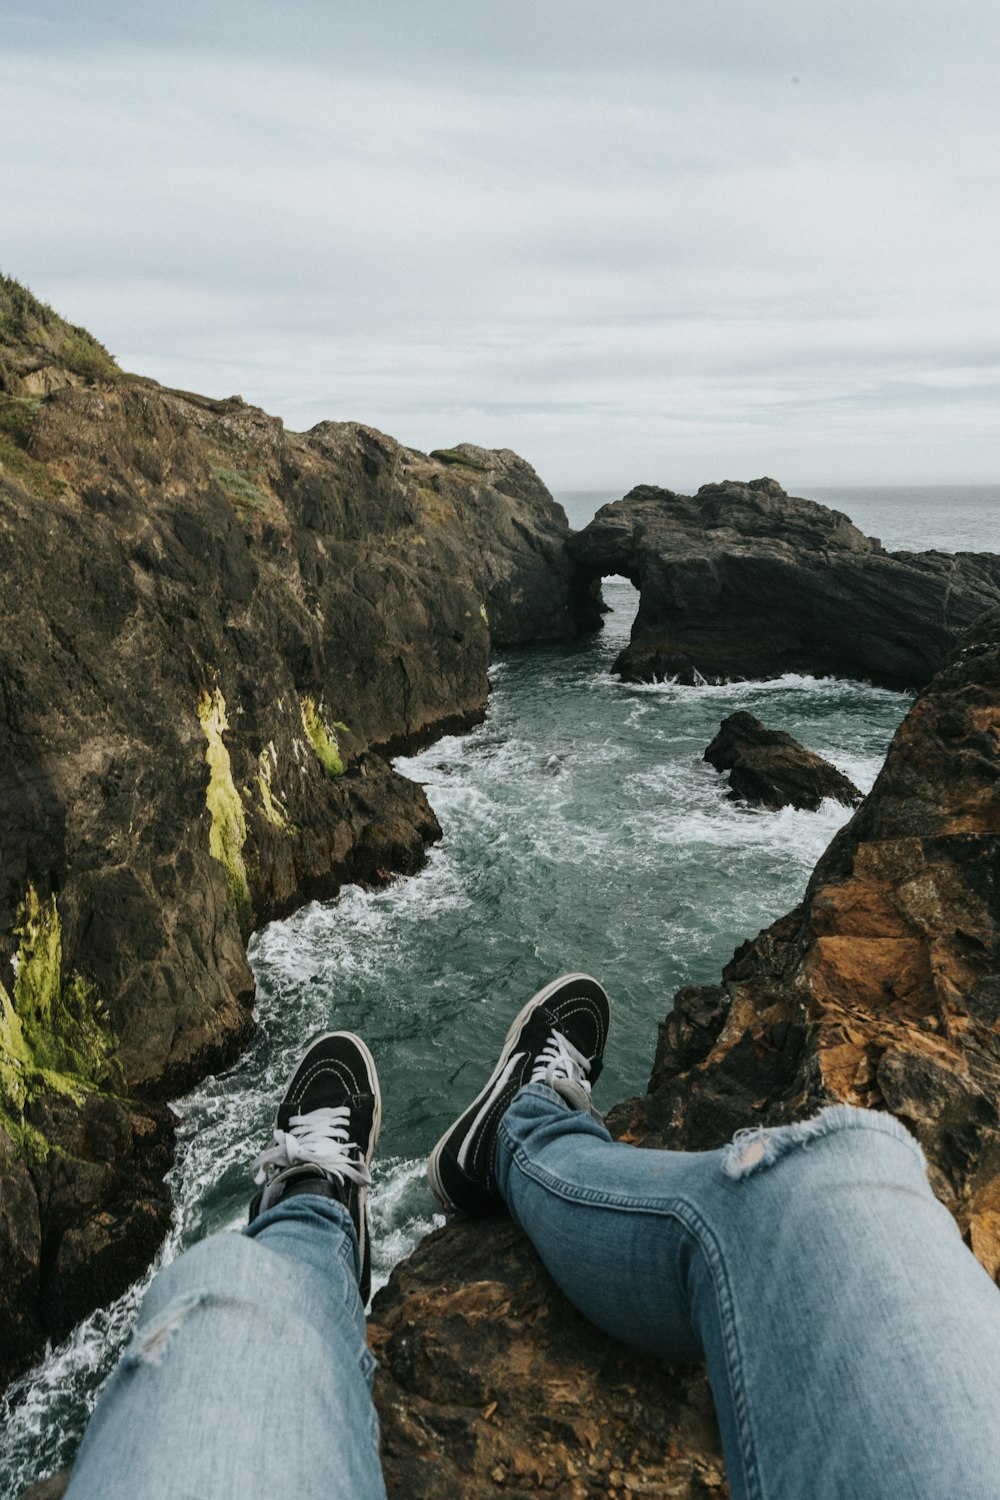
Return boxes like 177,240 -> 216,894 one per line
2,1 -> 998,490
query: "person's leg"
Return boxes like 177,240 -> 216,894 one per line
496,1084 -> 1000,1500
429,974 -> 1000,1500
66,1033 -> 387,1500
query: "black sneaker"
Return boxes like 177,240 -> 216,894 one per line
427,973 -> 610,1216
248,1032 -> 381,1304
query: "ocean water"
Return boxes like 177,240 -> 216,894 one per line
2,483 -> 997,1493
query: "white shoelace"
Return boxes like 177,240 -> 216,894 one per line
529,1030 -> 593,1092
250,1106 -> 370,1188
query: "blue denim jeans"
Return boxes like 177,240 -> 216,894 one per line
65,1197 -> 386,1500
497,1086 -> 1000,1500
65,1088 -> 1000,1499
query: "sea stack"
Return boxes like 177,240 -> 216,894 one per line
568,477 -> 1000,690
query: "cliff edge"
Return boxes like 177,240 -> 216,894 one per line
365,604 -> 1000,1497
0,275 -> 600,1386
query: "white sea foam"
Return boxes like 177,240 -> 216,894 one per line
370,1156 -> 444,1298
590,668 -> 912,705
3,558 -> 917,1495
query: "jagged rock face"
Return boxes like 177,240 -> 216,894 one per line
359,608 -> 999,1498
0,278 -> 595,1386
704,710 -> 862,811
567,477 -> 1000,689
616,607 -> 1000,1271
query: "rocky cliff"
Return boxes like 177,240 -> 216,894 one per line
567,477 -> 1000,689
363,604 -> 1000,1497
0,275 -> 600,1386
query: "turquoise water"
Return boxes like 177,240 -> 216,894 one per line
2,483 -> 997,1492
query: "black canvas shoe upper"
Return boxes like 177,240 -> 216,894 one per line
427,973 -> 610,1217
248,1032 -> 381,1304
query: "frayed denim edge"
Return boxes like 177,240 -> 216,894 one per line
124,1291 -> 216,1368
721,1104 -> 925,1181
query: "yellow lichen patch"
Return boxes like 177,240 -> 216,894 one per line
197,687 -> 251,916
300,696 -> 345,777
0,886 -> 120,1134
256,746 -> 294,832
479,603 -> 489,626
0,980 -> 31,1114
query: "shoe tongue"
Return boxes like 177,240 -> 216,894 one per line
530,1006 -> 561,1040
277,1095 -> 343,1130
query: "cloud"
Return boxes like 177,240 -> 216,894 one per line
1,1 -> 997,487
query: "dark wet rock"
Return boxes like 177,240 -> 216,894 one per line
704,710 -> 863,811
356,607 -> 1000,1497
567,477 -> 1000,689
615,605 -> 1000,1271
0,276 -> 594,1387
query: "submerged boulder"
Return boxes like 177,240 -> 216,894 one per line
704,710 -> 863,811
567,477 -> 1000,690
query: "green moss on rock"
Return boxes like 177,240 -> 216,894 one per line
198,687 -> 251,917
0,393 -> 43,446
430,447 -> 490,473
209,461 -> 270,517
0,981 -> 31,1115
0,886 -> 120,1132
300,696 -> 345,777
0,395 -> 64,500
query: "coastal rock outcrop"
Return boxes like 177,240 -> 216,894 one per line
368,1220 -> 726,1499
361,606 -> 1000,1495
704,710 -> 862,811
620,605 -> 1000,1257
0,276 -> 599,1386
567,477 -> 1000,690
14,283 -> 1000,1495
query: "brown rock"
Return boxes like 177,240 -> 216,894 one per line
369,1218 -> 726,1499
615,606 -> 1000,1256
0,274 -> 597,1386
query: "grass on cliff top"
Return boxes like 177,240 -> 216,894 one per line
430,447 -> 490,473
0,272 -> 119,384
0,393 -> 64,500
